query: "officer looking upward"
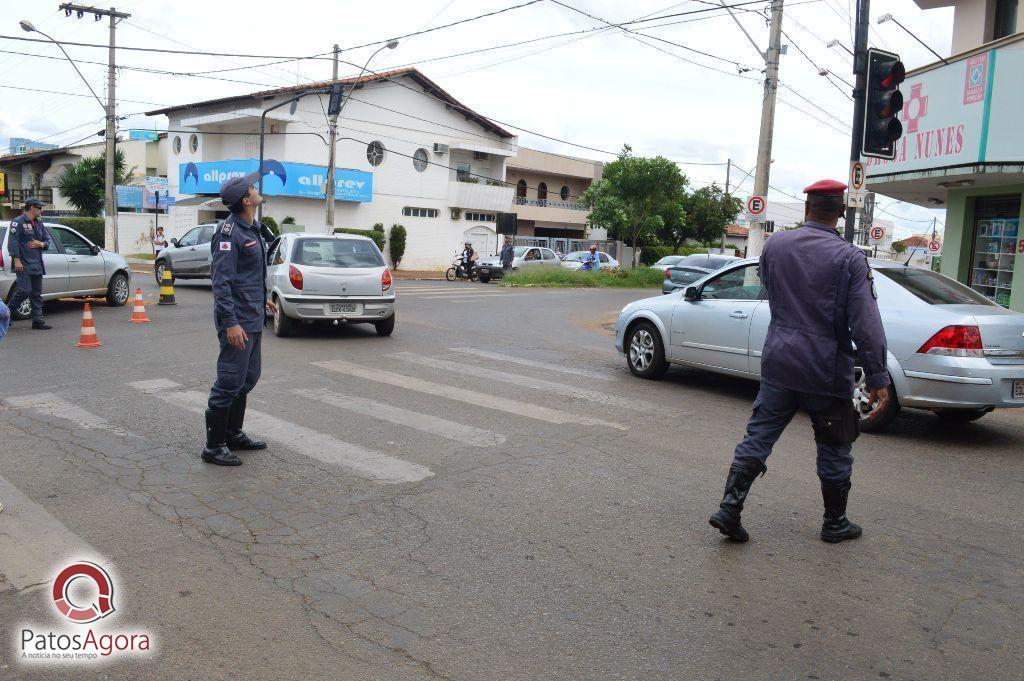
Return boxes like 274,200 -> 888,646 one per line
7,197 -> 52,330
202,173 -> 277,467
709,179 -> 890,544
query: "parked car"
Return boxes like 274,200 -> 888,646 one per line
265,232 -> 395,337
475,246 -> 561,283
153,222 -> 218,284
615,259 -> 1024,431
650,255 -> 687,272
662,254 -> 742,294
1,221 -> 131,319
561,250 -> 619,271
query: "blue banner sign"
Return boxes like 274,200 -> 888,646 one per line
129,129 -> 159,141
177,159 -> 372,202
115,185 -> 144,209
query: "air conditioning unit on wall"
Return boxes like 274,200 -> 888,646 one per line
433,143 -> 449,154
451,208 -> 461,220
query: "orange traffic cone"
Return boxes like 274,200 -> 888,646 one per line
76,303 -> 102,348
129,288 -> 150,323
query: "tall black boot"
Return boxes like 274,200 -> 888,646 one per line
226,394 -> 266,451
708,460 -> 767,542
202,407 -> 241,466
820,479 -> 862,543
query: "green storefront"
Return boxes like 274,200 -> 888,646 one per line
867,33 -> 1024,312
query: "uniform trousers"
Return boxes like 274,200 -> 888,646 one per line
208,331 -> 262,410
732,381 -> 854,483
10,272 -> 44,321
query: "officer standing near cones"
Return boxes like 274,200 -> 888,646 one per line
202,173 -> 276,466
709,179 -> 890,544
7,197 -> 52,330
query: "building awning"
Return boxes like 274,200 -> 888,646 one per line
172,195 -> 221,208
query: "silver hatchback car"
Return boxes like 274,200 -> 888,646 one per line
615,259 -> 1024,431
1,221 -> 132,319
265,232 -> 395,337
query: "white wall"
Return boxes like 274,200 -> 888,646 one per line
161,75 -> 519,270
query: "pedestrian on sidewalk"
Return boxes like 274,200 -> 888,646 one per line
201,173 -> 276,467
500,236 -> 514,272
153,226 -> 168,257
708,179 -> 890,544
7,197 -> 52,330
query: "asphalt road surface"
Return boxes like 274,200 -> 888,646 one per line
0,272 -> 1021,680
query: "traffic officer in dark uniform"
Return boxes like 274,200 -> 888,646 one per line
709,179 -> 890,543
7,197 -> 53,329
202,173 -> 277,466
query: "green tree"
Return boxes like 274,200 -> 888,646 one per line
891,241 -> 907,254
582,145 -> 689,267
389,223 -> 407,268
680,183 -> 744,246
56,149 -> 134,217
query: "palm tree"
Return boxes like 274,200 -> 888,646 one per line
56,149 -> 135,216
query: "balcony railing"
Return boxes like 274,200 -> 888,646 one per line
514,196 -> 588,211
2,187 -> 54,205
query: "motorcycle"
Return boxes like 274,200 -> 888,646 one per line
445,253 -> 479,282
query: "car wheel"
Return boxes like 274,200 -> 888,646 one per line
932,407 -> 991,424
445,267 -> 457,281
374,312 -> 395,337
626,321 -> 668,379
479,276 -> 490,284
155,260 -> 174,286
853,368 -> 901,432
273,297 -> 294,337
106,271 -> 130,307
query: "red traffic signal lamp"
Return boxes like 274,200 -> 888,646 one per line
862,48 -> 906,159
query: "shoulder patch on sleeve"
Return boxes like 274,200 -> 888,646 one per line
221,221 -> 233,236
219,241 -> 232,251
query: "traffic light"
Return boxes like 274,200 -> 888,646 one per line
862,48 -> 906,159
327,83 -> 345,116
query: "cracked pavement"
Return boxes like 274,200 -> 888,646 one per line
0,278 -> 1021,680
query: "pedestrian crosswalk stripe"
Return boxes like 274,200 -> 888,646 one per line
294,388 -> 505,447
315,359 -> 628,430
127,380 -> 434,484
0,474 -> 101,589
398,290 -> 512,296
450,347 -> 616,381
391,352 -> 680,417
406,296 -> 527,302
3,393 -> 132,437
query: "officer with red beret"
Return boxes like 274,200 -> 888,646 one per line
709,179 -> 890,544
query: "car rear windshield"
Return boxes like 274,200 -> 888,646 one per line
875,267 -> 996,306
678,254 -> 733,270
293,238 -> 384,268
668,267 -> 708,284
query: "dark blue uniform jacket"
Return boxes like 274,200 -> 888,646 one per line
7,215 -> 51,275
210,214 -> 267,333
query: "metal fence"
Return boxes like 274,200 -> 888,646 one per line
513,236 -> 619,259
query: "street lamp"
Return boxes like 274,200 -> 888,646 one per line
826,39 -> 855,57
20,20 -> 104,111
324,39 -> 398,229
877,13 -> 948,64
257,90 -> 325,226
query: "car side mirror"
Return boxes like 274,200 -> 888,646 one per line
170,238 -> 179,247
683,286 -> 700,301
90,245 -> 101,256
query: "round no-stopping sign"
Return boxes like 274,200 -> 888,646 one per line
869,226 -> 885,242
747,195 -> 766,216
927,240 -> 942,254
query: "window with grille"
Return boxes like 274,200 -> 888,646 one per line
366,141 -> 386,166
402,207 -> 439,218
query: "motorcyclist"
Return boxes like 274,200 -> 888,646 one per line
460,241 -> 477,278
582,244 -> 600,272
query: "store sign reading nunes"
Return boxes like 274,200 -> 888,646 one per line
178,159 -> 373,202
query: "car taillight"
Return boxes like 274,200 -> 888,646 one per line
664,269 -> 671,279
289,265 -> 303,290
917,325 -> 983,357
382,268 -> 392,292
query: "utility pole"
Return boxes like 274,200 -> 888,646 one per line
721,158 -> 731,254
745,0 -> 784,259
60,3 -> 130,253
844,0 -> 870,242
324,44 -> 340,231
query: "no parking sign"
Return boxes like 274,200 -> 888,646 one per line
746,196 -> 766,219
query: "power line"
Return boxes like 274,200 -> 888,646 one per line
780,29 -> 854,101
0,83 -> 166,106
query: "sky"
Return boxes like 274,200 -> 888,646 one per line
0,0 -> 954,240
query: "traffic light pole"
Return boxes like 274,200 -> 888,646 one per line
745,0 -> 783,260
844,0 -> 871,243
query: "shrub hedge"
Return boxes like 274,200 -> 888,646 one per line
55,217 -> 105,246
333,227 -> 385,251
389,224 -> 406,268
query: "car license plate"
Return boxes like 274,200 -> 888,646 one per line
1014,379 -> 1024,400
326,303 -> 361,315
479,268 -> 490,274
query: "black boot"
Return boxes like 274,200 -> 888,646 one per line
202,408 -> 242,466
709,460 -> 766,542
226,394 -> 266,451
820,479 -> 862,543
32,320 -> 52,330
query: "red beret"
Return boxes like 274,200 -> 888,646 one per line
803,179 -> 847,196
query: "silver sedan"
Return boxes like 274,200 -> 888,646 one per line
265,232 -> 395,337
615,258 -> 1024,431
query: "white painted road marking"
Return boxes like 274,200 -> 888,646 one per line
128,380 -> 433,484
391,353 -> 680,417
315,359 -> 628,430
295,388 -> 505,447
3,393 -> 132,437
450,347 -> 615,381
0,474 -> 100,589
